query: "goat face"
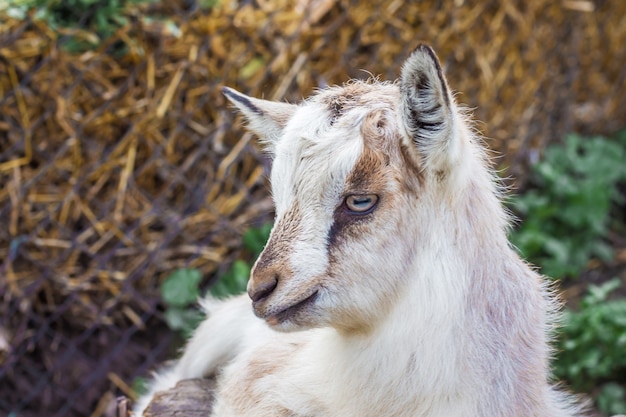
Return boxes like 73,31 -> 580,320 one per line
223,45 -> 459,333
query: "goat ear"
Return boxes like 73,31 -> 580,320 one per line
400,45 -> 455,169
222,87 -> 297,153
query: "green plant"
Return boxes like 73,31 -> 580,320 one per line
510,133 -> 626,279
5,0 -> 135,35
159,223 -> 272,335
210,222 -> 272,298
597,383 -> 626,416
160,267 -> 205,337
131,375 -> 149,397
554,278 -> 626,415
1,0 -> 199,53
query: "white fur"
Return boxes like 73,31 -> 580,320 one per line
135,46 -> 582,417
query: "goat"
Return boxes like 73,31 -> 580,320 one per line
134,45 -> 581,417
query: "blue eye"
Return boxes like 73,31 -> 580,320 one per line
345,194 -> 379,214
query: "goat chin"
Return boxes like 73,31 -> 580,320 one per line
135,45 -> 584,417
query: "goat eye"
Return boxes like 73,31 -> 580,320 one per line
345,194 -> 379,214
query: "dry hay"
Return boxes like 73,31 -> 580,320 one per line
0,0 -> 625,407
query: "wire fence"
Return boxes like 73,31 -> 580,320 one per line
1,0 -> 625,415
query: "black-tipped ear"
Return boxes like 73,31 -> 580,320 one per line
400,45 -> 453,149
222,87 -> 298,153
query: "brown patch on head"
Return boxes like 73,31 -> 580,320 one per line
326,93 -> 354,124
326,109 -> 428,249
320,81 -> 395,125
327,146 -> 390,249
359,108 -> 424,194
359,110 -> 389,149
344,145 -> 389,193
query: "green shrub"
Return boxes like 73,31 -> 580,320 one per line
554,279 -> 626,415
510,133 -> 626,279
1,0 -> 210,52
5,0 -> 138,35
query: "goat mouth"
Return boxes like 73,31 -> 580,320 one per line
265,290 -> 319,326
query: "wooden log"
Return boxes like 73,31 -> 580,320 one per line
143,378 -> 216,417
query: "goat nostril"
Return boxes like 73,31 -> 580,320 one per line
249,277 -> 278,302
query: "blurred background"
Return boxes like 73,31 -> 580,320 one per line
0,0 -> 625,416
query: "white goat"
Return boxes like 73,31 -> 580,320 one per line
135,45 -> 582,417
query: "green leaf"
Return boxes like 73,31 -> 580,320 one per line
554,279 -> 626,398
507,133 -> 626,280
161,268 -> 202,307
198,0 -> 219,9
131,376 -> 149,397
164,307 -> 204,334
583,278 -> 621,306
242,223 -> 272,257
210,260 -> 250,298
239,57 -> 266,80
597,383 -> 626,415
591,241 -> 614,263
